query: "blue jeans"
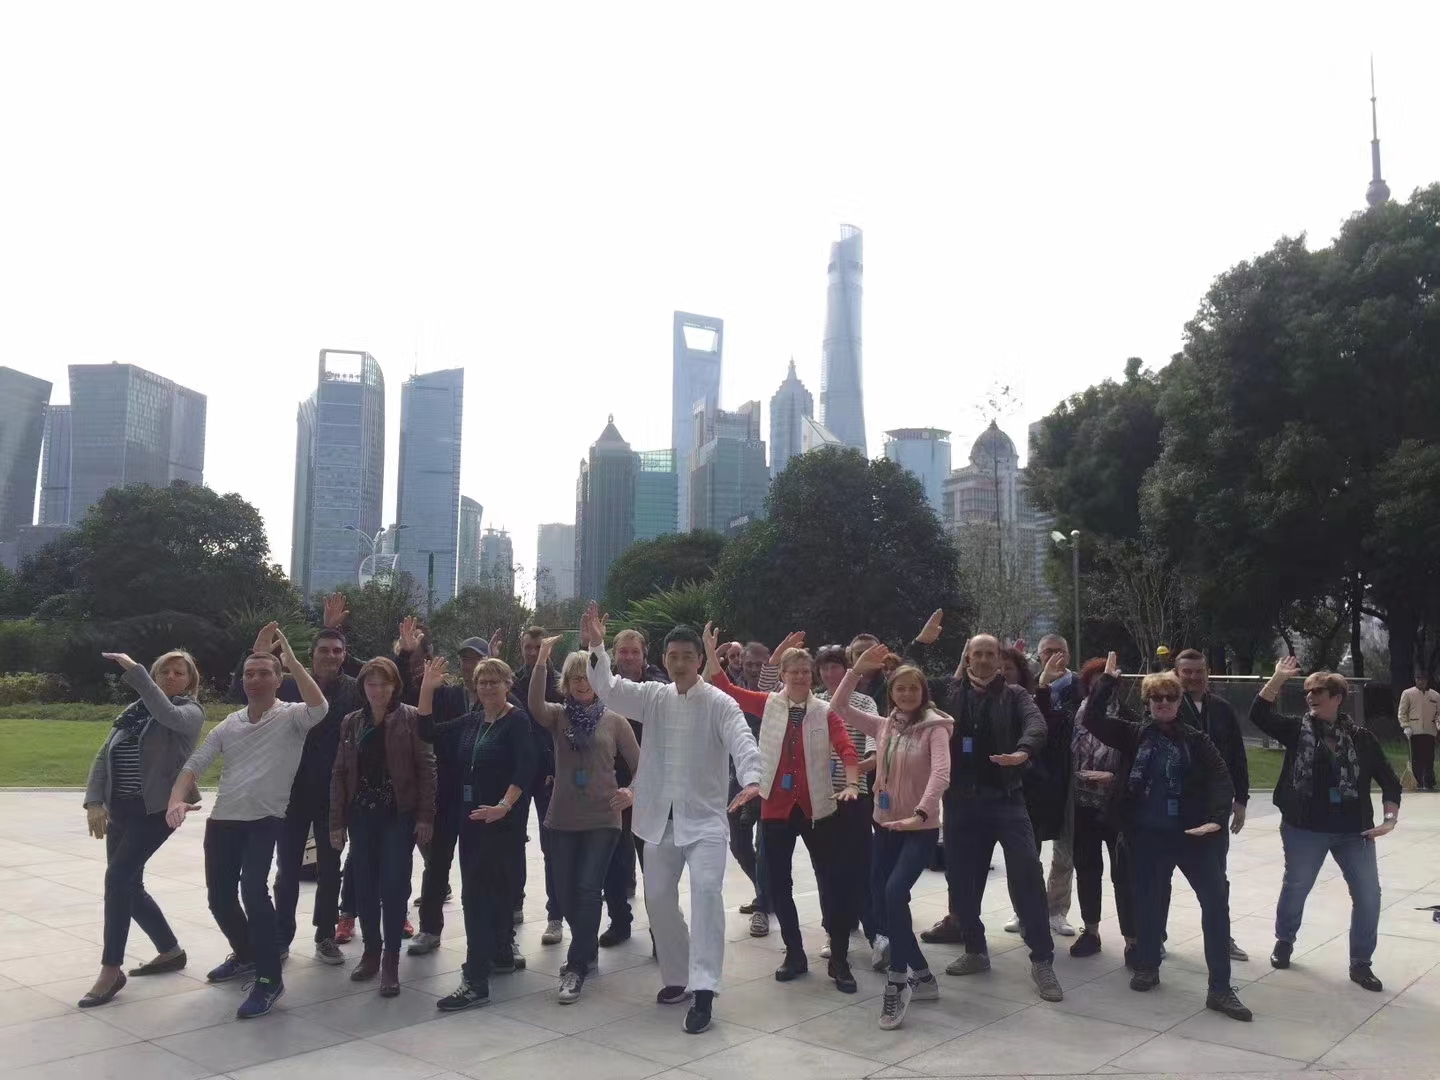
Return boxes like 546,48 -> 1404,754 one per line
204,817 -> 283,981
103,796 -> 178,967
871,827 -> 937,976
1276,822 -> 1381,965
1131,828 -> 1231,993
602,806 -> 636,930
514,788 -> 560,921
349,807 -> 416,956
549,827 -> 621,970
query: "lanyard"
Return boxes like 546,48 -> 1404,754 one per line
784,707 -> 803,766
471,710 -> 509,768
883,726 -> 906,773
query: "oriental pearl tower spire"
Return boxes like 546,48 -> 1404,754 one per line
1366,58 -> 1392,208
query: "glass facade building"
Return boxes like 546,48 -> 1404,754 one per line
635,448 -> 678,542
671,312 -> 723,532
575,418 -> 636,602
883,427 -> 952,517
536,522 -> 576,606
0,368 -> 52,541
820,225 -> 867,454
690,401 -> 768,535
768,360 -> 813,479
395,368 -> 464,604
458,496 -> 484,590
479,527 -> 515,596
37,404 -> 72,526
67,364 -> 206,522
290,350 -> 385,596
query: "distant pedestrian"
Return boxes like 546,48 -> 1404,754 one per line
1398,670 -> 1439,792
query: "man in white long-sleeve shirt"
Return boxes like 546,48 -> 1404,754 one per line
582,603 -> 762,1035
167,624 -> 329,1020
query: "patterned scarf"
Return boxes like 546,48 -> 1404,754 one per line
1127,724 -> 1187,799
564,696 -> 605,750
1292,714 -> 1361,802
112,698 -> 154,739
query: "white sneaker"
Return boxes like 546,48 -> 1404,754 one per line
879,980 -> 911,1030
406,932 -> 442,956
749,912 -> 770,938
1004,914 -> 1022,933
558,968 -> 584,1003
541,920 -> 564,945
820,944 -> 832,959
1049,914 -> 1076,937
871,934 -> 891,972
908,973 -> 940,1001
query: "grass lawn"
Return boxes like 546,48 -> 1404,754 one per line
1245,741 -> 1411,792
0,719 -> 223,787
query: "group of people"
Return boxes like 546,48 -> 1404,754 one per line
75,599 -> 1409,1037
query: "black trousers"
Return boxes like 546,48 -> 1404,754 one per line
102,796 -> 178,967
1071,803 -> 1134,935
204,817 -> 283,982
813,796 -> 874,943
1131,828 -> 1231,993
1412,734 -> 1437,790
417,809 -> 461,936
460,819 -> 520,983
512,788 -> 559,921
762,805 -> 850,954
274,798 -> 341,948
945,792 -> 1055,963
602,804 -> 636,930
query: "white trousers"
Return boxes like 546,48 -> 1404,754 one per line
644,821 -> 728,993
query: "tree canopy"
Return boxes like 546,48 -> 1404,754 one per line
603,530 -> 726,614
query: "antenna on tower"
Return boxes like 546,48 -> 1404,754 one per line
1366,56 -> 1392,208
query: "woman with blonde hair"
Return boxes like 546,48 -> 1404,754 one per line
79,649 -> 205,1007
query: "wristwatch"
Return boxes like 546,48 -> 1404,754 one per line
1383,811 -> 1398,822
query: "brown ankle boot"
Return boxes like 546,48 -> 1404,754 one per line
350,951 -> 380,982
379,953 -> 400,997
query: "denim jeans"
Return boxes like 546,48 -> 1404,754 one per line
513,788 -> 560,921
417,809 -> 461,936
102,796 -> 179,967
460,818 -> 519,983
871,827 -> 937,976
204,817 -> 283,981
946,792 -> 1055,962
1131,828 -> 1231,993
1276,822 -> 1381,964
602,805 -> 635,931
274,797 -> 341,948
549,827 -> 620,970
349,806 -> 416,956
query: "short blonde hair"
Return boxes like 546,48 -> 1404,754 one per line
559,651 -> 591,696
1140,671 -> 1182,701
471,657 -> 514,690
151,650 -> 201,698
779,647 -> 812,674
613,628 -> 647,651
1304,670 -> 1349,700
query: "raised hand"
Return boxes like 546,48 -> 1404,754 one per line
101,652 -> 138,672
1038,649 -> 1068,687
322,592 -> 350,629
252,620 -> 279,657
398,616 -> 424,654
1274,655 -> 1301,681
855,642 -> 891,674
1184,822 -> 1222,836
1104,651 -> 1120,678
581,601 -> 608,648
917,609 -> 944,645
273,629 -> 298,670
769,631 -> 806,667
538,635 -> 564,666
703,621 -> 721,658
488,628 -> 504,658
421,656 -> 450,689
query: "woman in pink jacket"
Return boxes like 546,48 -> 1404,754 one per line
833,643 -> 953,1031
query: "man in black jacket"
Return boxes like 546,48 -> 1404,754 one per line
234,625 -> 361,966
1175,648 -> 1251,963
906,613 -> 1063,1003
1084,656 -> 1251,1021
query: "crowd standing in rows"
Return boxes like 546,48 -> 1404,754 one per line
76,598 -> 1409,1035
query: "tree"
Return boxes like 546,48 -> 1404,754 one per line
428,585 -> 534,668
611,582 -> 714,663
603,531 -> 726,614
711,447 -> 967,660
1092,534 -> 1199,670
334,572 -> 426,664
953,522 -> 1051,641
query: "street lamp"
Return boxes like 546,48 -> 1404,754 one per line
346,523 -> 409,585
1051,529 -> 1081,662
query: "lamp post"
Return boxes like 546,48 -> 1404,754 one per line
345,523 -> 409,585
1051,529 -> 1081,663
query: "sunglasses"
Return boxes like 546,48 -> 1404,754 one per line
1146,693 -> 1180,703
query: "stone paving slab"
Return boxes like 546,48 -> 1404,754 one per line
1,791 -> 1437,1079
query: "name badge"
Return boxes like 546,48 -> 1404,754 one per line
877,791 -> 891,811
462,784 -> 473,804
780,773 -> 794,791
961,736 -> 974,755
1329,787 -> 1342,805
574,768 -> 589,788
1167,798 -> 1179,817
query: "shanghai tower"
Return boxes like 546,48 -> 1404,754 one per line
820,224 -> 866,454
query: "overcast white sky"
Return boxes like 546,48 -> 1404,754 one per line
4,2 -> 1439,594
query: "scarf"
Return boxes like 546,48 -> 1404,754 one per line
112,698 -> 154,740
1293,714 -> 1361,802
564,696 -> 605,750
1127,724 -> 1187,799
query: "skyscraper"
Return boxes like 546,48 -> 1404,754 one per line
290,350 -> 385,596
820,225 -> 867,454
769,359 -> 813,479
883,428 -> 952,517
0,368 -> 52,541
67,363 -> 207,521
1366,60 -> 1391,209
536,523 -> 576,607
634,449 -> 679,541
458,496 -> 484,590
690,400 -> 768,534
38,404 -> 72,526
575,417 -> 636,602
479,527 -> 515,596
671,312 -> 723,532
395,368 -> 464,604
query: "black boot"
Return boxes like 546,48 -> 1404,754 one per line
775,948 -> 809,982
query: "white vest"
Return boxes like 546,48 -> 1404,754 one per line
757,692 -> 839,821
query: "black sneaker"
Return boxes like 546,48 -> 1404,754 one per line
683,990 -> 713,1034
828,957 -> 857,994
511,941 -> 527,970
1130,968 -> 1160,992
739,898 -> 760,915
1069,929 -> 1102,958
775,949 -> 808,982
207,953 -> 256,983
599,924 -> 631,948
1350,964 -> 1384,992
236,977 -> 284,1019
920,915 -> 964,944
657,984 -> 692,1006
1270,940 -> 1293,969
1206,986 -> 1253,1021
437,978 -> 490,1011
491,953 -> 517,975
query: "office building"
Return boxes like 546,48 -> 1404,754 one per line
635,448 -> 679,541
37,404 -> 71,526
66,364 -> 206,522
671,312 -> 723,532
0,523 -> 72,572
458,496 -> 484,590
820,225 -> 867,454
769,359 -> 813,479
479,527 -> 515,596
575,417 -> 636,602
395,368 -> 464,604
799,415 -> 844,456
690,400 -> 768,534
884,428 -> 952,517
290,350 -> 385,596
536,523 -> 576,607
0,368 -> 52,541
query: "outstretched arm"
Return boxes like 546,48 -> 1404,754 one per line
831,657 -> 885,738
1250,656 -> 1303,746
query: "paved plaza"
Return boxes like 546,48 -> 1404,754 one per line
0,790 -> 1436,1080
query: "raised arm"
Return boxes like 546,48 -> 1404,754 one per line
107,658 -> 204,740
833,660 -> 885,737
1249,655 -> 1303,746
1081,655 -> 1140,753
826,710 -> 860,791
529,636 -> 568,730
711,666 -> 771,718
716,691 -> 763,790
276,630 -> 327,722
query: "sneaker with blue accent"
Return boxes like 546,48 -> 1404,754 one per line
207,953 -> 256,983
236,977 -> 284,1018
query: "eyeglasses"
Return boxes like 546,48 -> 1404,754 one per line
474,679 -> 506,689
1146,693 -> 1180,703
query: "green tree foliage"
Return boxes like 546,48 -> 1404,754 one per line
428,585 -> 534,668
612,582 -> 714,664
711,448 -> 967,661
603,531 -> 726,614
333,572 -> 427,664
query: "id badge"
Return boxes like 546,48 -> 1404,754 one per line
1329,787 -> 1342,805
780,773 -> 794,791
462,784 -> 473,804
877,791 -> 891,811
1166,798 -> 1179,818
574,768 -> 589,788
961,736 -> 974,755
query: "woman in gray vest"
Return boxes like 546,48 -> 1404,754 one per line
80,650 -> 205,1007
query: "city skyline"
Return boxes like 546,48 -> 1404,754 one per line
394,367 -> 464,604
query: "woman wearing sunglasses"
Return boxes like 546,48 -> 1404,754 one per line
1081,653 -> 1251,1022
